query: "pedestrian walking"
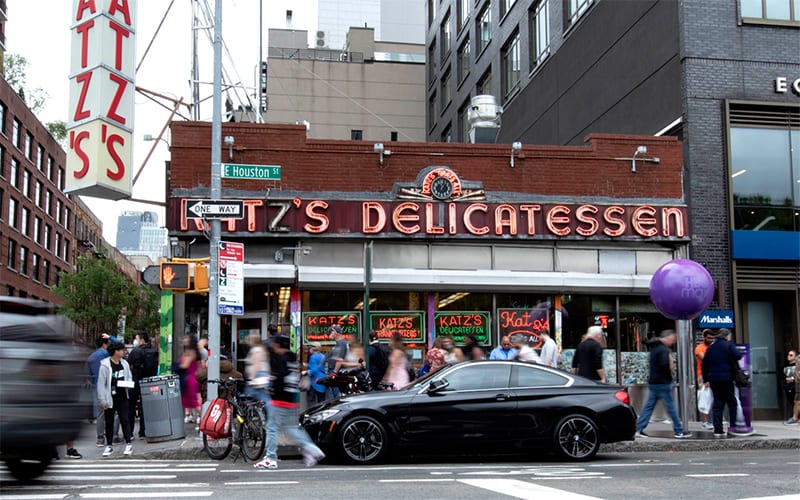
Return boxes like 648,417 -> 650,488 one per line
254,335 -> 325,470
126,331 -> 158,439
538,330 -> 559,368
179,335 -> 202,425
97,342 -> 134,457
635,330 -> 691,439
572,326 -> 606,382
244,332 -> 271,421
695,329 -> 715,429
86,333 -> 121,447
325,325 -> 349,399
305,342 -> 327,404
383,334 -> 410,390
783,350 -> 797,425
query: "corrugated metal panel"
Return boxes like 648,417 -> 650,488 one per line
729,103 -> 800,128
734,264 -> 800,290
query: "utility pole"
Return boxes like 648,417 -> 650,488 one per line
207,0 -> 223,401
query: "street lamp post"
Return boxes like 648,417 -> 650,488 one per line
206,0 -> 223,401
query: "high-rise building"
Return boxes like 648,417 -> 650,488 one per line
426,0 -> 799,419
316,0 -> 426,50
115,211 -> 168,267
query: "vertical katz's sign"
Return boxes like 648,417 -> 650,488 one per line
66,0 -> 137,200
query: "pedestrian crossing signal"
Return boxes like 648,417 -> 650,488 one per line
160,262 -> 190,290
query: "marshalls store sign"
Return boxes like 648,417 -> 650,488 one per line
66,0 -> 137,200
698,310 -> 734,329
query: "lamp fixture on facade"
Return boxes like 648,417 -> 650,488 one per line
143,134 -> 170,150
274,246 -> 312,262
374,143 -> 392,167
510,141 -> 522,168
224,135 -> 235,160
629,145 -> 660,173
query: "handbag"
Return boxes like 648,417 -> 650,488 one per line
733,365 -> 751,388
298,373 -> 311,392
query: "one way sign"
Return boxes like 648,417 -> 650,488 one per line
186,199 -> 244,219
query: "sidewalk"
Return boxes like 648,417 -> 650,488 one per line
67,418 -> 799,461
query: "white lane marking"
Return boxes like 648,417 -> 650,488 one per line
587,463 -> 681,467
224,481 -> 300,486
80,493 -> 213,499
379,479 -> 456,483
0,484 -> 209,491
0,495 -> 67,500
38,475 -> 177,481
686,473 -> 749,478
42,468 -> 218,473
175,463 -> 221,467
738,496 -> 800,500
458,479 -> 602,500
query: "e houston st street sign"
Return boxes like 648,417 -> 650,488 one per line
186,199 -> 244,219
222,163 -> 281,180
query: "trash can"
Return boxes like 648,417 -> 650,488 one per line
140,375 -> 186,442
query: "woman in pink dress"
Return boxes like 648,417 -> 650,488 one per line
383,334 -> 410,390
179,335 -> 201,424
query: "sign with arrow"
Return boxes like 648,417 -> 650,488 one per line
185,199 -> 244,219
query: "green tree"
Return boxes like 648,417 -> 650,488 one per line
53,255 -> 160,343
3,53 -> 66,144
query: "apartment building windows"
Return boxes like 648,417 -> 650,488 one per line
21,207 -> 30,237
25,132 -> 33,160
441,122 -> 453,142
428,92 -> 437,131
529,0 -> 550,70
45,190 -> 52,216
566,0 -> 594,28
428,39 -> 438,83
501,31 -> 521,100
19,246 -> 28,275
0,145 -> 5,178
42,259 -> 50,286
351,130 -> 363,140
500,0 -> 517,18
47,156 -> 54,182
457,0 -> 470,32
34,216 -> 41,244
12,118 -> 21,149
477,69 -> 493,96
55,233 -> 62,259
64,208 -> 71,230
0,102 -> 6,135
459,97 -> 471,142
477,3 -> 492,54
32,254 -> 40,282
458,38 -> 471,83
22,169 -> 30,198
56,199 -> 62,224
37,145 -> 44,171
741,0 -> 799,21
441,12 -> 452,60
441,67 -> 452,111
35,180 -> 42,206
44,224 -> 51,251
9,197 -> 18,229
428,0 -> 436,27
7,239 -> 17,269
10,157 -> 19,188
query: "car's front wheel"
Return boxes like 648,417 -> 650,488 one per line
338,415 -> 387,464
553,414 -> 600,461
4,448 -> 53,482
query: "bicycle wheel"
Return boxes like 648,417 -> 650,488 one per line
203,431 -> 233,460
241,405 -> 266,461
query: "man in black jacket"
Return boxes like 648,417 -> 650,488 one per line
126,331 -> 158,438
702,328 -> 742,437
635,330 -> 690,439
254,336 -> 325,470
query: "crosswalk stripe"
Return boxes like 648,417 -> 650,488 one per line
80,493 -> 213,498
223,481 -> 300,486
458,479 -> 603,500
34,475 -> 177,481
0,495 -> 67,500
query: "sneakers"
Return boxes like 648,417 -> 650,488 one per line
784,418 -> 798,425
302,451 -> 325,467
96,439 -> 105,447
713,433 -> 726,439
102,446 -> 114,457
123,443 -> 133,455
254,458 -> 278,470
674,432 -> 692,439
701,422 -> 714,430
66,448 -> 83,459
634,431 -> 649,438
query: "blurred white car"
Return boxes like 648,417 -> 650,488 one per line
0,297 -> 90,481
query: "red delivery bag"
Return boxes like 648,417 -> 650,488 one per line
200,398 -> 233,439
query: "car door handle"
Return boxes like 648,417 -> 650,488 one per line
495,393 -> 513,401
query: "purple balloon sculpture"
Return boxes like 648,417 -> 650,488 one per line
649,259 -> 715,320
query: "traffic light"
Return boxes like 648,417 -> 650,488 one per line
194,262 -> 209,291
160,262 -> 190,290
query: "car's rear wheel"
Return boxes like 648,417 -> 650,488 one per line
4,449 -> 53,482
553,414 -> 600,461
338,415 -> 387,464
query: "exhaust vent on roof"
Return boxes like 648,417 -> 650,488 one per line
468,94 -> 504,143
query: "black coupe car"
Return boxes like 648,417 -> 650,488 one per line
301,360 -> 636,464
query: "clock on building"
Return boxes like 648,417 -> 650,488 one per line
431,176 -> 454,200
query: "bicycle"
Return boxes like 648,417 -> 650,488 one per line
203,378 -> 266,462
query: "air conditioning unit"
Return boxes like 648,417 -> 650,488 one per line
315,30 -> 327,48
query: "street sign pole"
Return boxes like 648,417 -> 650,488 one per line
207,0 -> 222,401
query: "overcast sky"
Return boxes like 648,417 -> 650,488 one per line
6,0 -> 317,244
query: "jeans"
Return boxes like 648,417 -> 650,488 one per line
710,380 -> 738,433
265,403 -> 323,462
636,383 -> 684,434
94,385 -> 120,440
245,385 -> 272,430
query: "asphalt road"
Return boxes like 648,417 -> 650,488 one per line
2,450 -> 798,499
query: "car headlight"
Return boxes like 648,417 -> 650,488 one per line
305,409 -> 340,424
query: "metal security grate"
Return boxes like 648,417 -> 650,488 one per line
728,103 -> 800,128
734,264 -> 800,290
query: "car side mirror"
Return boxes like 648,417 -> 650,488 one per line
427,378 -> 450,393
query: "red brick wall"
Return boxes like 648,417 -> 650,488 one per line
169,121 -> 684,200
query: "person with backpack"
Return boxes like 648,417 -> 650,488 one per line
127,331 -> 159,439
367,330 -> 390,389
